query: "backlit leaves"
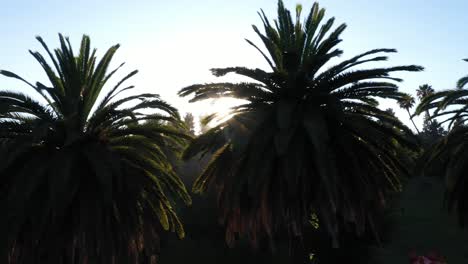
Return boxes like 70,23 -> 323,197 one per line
0,34 -> 191,263
179,0 -> 421,248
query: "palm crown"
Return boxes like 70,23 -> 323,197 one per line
416,84 -> 435,100
398,94 -> 416,110
179,1 -> 422,247
0,34 -> 191,263
417,84 -> 435,120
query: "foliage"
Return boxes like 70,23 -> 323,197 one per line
159,154 -> 291,264
373,176 -> 468,263
420,119 -> 446,146
417,84 -> 435,121
398,94 -> 420,133
0,34 -> 191,263
179,0 -> 422,248
416,84 -> 435,101
183,113 -> 196,136
415,84 -> 445,146
398,94 -> 416,110
416,59 -> 468,226
385,108 -> 396,117
198,114 -> 212,134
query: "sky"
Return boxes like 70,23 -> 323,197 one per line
1,0 -> 467,130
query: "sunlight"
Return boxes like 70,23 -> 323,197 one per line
199,97 -> 244,125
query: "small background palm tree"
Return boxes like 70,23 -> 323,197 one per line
398,94 -> 420,133
416,84 -> 435,119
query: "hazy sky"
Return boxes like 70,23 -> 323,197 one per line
1,0 -> 467,129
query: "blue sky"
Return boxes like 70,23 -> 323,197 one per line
1,0 -> 467,129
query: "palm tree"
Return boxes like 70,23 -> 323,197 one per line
179,0 -> 422,248
416,84 -> 435,120
416,61 -> 468,226
416,84 -> 435,100
0,34 -> 191,263
398,94 -> 420,133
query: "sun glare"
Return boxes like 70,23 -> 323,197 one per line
198,97 -> 244,126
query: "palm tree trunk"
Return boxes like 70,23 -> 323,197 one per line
424,110 -> 432,126
407,108 -> 420,134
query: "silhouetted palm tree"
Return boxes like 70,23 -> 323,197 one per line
416,84 -> 435,100
398,94 -> 420,133
0,34 -> 191,263
416,59 -> 468,226
179,0 -> 422,248
416,84 -> 435,120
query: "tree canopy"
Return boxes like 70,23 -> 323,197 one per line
179,0 -> 422,248
0,34 -> 191,263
